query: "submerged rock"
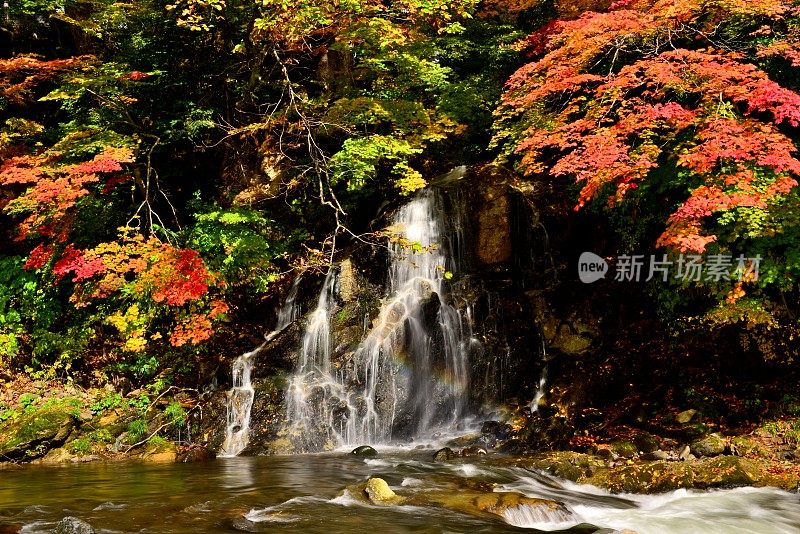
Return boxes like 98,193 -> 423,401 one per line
177,445 -> 216,463
54,517 -> 94,534
351,445 -> 377,457
364,478 -> 404,504
432,447 -> 457,462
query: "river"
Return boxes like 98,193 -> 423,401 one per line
1,450 -> 799,533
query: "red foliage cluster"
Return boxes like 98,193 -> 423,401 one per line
501,0 -> 800,253
1,147 -> 134,242
0,55 -> 94,105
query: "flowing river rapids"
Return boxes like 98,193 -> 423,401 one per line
1,450 -> 799,533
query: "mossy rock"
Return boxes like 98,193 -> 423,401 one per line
521,451 -> 605,481
731,436 -> 768,458
585,461 -> 695,493
611,440 -> 638,459
0,406 -> 76,461
422,489 -> 571,524
692,456 -> 760,488
364,477 -> 405,504
690,433 -> 727,457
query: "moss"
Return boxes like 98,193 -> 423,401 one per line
0,406 -> 76,458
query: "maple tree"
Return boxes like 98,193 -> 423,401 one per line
497,0 -> 800,330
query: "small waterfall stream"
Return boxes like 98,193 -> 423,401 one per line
286,187 -> 472,450
219,278 -> 301,457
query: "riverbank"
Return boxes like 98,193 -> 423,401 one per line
1,376 -> 799,496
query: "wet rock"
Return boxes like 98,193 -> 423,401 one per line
676,409 -> 697,424
425,488 -> 571,525
229,517 -> 259,532
54,517 -> 94,534
0,524 -> 22,533
690,433 -> 727,458
473,165 -> 513,266
459,445 -> 487,458
177,445 -> 216,463
364,478 -> 404,504
692,456 -> 761,488
480,421 -> 513,441
432,447 -> 457,462
351,445 -> 377,457
679,445 -> 692,461
473,492 -> 571,524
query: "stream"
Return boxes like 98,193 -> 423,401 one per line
1,450 -> 799,533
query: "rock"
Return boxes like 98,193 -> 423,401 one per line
432,447 -> 457,462
337,259 -> 357,302
690,433 -> 727,458
679,445 -> 692,461
676,409 -> 697,424
632,432 -> 660,454
474,165 -> 512,265
54,517 -> 94,534
0,407 -> 76,461
177,445 -> 216,463
229,517 -> 259,532
141,441 -> 178,463
611,441 -> 638,459
473,492 -> 572,524
364,478 -> 404,504
351,445 -> 377,457
459,445 -> 487,457
642,450 -> 669,461
595,447 -> 617,460
480,421 -> 513,441
0,524 -> 22,533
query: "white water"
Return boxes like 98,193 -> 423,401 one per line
219,278 -> 301,457
498,473 -> 800,533
286,187 -> 472,450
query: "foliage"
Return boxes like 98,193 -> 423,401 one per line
164,402 -> 187,428
496,0 -> 800,335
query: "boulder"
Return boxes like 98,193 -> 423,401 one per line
690,433 -> 727,458
351,445 -> 377,457
364,478 -> 404,504
676,409 -> 697,424
432,447 -> 457,462
54,517 -> 94,534
0,407 -> 76,461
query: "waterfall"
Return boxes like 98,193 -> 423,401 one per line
219,278 -> 301,457
286,186 -> 472,450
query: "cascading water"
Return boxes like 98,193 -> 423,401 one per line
286,186 -> 472,450
219,278 -> 301,457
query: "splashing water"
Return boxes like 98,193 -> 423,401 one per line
286,187 -> 472,450
220,278 -> 301,457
